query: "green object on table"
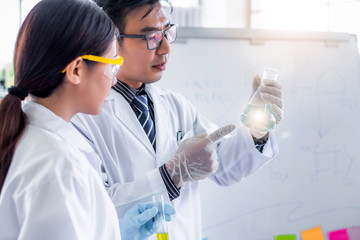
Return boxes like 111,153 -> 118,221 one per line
274,234 -> 296,240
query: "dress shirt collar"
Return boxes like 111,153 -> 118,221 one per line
112,80 -> 152,103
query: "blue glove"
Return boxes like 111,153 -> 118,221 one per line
119,201 -> 175,240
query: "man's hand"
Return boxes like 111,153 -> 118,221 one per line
165,125 -> 235,188
250,74 -> 283,139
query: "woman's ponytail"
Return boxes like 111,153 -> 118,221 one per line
0,93 -> 27,192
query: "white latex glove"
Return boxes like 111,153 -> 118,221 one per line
165,125 -> 235,188
250,74 -> 284,139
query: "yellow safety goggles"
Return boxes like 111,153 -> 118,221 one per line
62,55 -> 124,73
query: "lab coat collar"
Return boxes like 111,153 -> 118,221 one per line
22,101 -> 94,153
108,89 -> 156,157
107,84 -> 170,160
145,84 -> 171,163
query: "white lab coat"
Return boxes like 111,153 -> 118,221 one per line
0,101 -> 121,240
72,84 -> 279,240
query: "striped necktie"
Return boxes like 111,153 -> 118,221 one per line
132,93 -> 156,151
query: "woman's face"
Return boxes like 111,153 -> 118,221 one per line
80,39 -> 118,115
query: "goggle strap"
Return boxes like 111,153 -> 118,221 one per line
61,55 -> 123,74
81,55 -> 124,65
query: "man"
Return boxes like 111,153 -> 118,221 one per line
71,0 -> 283,239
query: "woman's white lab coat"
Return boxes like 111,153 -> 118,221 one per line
72,84 -> 279,240
0,101 -> 121,240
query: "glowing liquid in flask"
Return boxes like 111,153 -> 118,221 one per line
241,68 -> 279,133
157,232 -> 169,240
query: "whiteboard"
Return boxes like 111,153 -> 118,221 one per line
158,27 -> 360,240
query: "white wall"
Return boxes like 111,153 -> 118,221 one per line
200,0 -> 249,28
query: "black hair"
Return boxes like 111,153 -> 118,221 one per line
0,0 -> 118,192
95,0 -> 173,39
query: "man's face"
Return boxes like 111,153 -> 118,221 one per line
117,3 -> 171,89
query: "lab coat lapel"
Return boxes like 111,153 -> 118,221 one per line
109,90 -> 156,157
147,85 -> 170,164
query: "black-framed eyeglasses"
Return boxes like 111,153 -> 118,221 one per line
120,24 -> 177,50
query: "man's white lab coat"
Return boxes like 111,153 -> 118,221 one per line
72,84 -> 279,240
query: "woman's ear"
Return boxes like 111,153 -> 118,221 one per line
63,57 -> 84,85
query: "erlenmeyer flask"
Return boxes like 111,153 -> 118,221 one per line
241,68 -> 279,133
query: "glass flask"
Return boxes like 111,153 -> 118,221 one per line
241,68 -> 279,133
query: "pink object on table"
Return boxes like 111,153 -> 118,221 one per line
328,228 -> 348,240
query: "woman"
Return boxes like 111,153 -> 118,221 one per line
0,0 -> 173,239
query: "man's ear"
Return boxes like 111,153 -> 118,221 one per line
63,57 -> 83,85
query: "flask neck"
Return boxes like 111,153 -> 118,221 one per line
249,90 -> 266,105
